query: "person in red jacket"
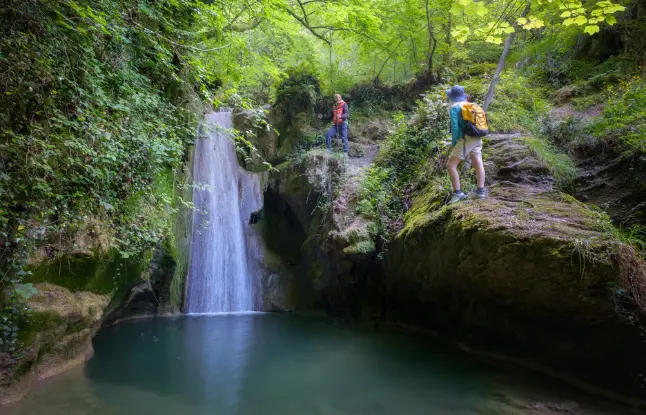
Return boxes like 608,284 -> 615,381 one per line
323,94 -> 349,154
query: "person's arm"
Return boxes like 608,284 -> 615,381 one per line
340,103 -> 349,121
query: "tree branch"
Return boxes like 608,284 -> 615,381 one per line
376,38 -> 404,79
284,6 -> 331,45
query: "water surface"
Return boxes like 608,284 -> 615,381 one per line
5,314 -> 634,415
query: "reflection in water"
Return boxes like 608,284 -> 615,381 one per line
184,314 -> 254,410
84,315 -> 254,412
4,314 -> 635,415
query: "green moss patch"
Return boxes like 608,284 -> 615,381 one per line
27,253 -> 143,295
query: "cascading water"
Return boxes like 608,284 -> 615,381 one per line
185,111 -> 263,313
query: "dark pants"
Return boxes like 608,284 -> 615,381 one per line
326,122 -> 348,153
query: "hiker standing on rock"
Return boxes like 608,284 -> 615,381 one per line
321,94 -> 349,155
445,85 -> 488,204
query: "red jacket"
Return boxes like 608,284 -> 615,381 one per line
332,101 -> 348,125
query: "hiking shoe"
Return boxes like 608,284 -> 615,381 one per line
475,188 -> 486,199
448,191 -> 468,204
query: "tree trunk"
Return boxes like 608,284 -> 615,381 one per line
329,36 -> 334,91
445,13 -> 452,64
483,3 -> 530,112
427,33 -> 437,70
425,0 -> 437,71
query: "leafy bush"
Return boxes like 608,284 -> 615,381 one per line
591,72 -> 646,154
541,116 -> 589,153
357,94 -> 449,235
521,137 -> 577,192
274,67 -> 322,117
0,0 -> 212,351
348,71 -> 440,114
611,224 -> 646,254
348,80 -> 406,113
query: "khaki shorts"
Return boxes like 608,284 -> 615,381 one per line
450,136 -> 483,160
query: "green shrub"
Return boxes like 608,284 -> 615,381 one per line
487,74 -> 549,134
541,116 -> 587,152
347,80 -> 407,113
274,67 -> 322,117
357,94 -> 448,235
521,137 -> 577,192
591,72 -> 646,154
611,224 -> 646,254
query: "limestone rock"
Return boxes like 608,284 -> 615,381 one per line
262,274 -> 294,312
0,283 -> 109,404
383,135 -> 646,397
102,241 -> 178,326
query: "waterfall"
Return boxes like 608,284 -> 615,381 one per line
185,111 -> 263,313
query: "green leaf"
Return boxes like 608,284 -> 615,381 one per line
573,15 -> 588,25
583,25 -> 600,35
485,35 -> 503,44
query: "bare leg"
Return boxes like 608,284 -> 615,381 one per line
471,153 -> 485,188
447,156 -> 461,192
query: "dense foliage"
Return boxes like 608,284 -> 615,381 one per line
357,94 -> 449,235
0,0 -> 215,351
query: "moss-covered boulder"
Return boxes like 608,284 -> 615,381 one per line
0,284 -> 109,404
259,147 -> 386,314
380,135 -> 646,397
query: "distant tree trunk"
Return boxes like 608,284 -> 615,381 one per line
329,36 -> 334,91
427,32 -> 437,70
425,0 -> 437,71
410,36 -> 419,70
445,13 -> 452,64
483,3 -> 530,111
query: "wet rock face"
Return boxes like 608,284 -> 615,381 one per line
259,147 -> 385,315
573,149 -> 646,227
262,273 -> 294,312
0,283 -> 110,404
101,242 -> 178,326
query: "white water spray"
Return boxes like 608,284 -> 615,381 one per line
185,111 -> 263,313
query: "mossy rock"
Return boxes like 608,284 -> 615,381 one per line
27,252 -> 144,295
267,149 -> 344,231
382,134 -> 646,396
102,238 -> 179,325
2,283 -> 110,404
